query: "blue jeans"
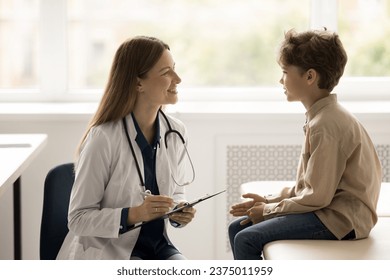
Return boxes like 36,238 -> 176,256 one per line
228,212 -> 337,260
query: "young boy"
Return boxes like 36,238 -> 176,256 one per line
228,29 -> 382,260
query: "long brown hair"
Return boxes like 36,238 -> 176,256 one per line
77,36 -> 170,155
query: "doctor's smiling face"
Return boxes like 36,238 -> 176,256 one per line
137,49 -> 182,108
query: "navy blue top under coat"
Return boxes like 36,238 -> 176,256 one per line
120,113 -> 178,259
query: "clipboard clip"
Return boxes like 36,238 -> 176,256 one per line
129,189 -> 226,231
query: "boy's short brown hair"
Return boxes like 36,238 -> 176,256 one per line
278,29 -> 348,92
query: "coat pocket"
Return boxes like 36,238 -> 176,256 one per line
70,242 -> 103,260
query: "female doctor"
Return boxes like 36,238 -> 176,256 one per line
57,36 -> 196,260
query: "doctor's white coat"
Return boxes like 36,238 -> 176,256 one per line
56,113 -> 188,260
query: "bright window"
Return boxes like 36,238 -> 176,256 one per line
67,0 -> 310,90
0,0 -> 389,102
339,0 -> 390,77
0,0 -> 39,89
336,0 -> 390,100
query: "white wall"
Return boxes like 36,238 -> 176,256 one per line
1,101 -> 389,260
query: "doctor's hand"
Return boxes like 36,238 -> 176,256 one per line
128,195 -> 174,224
169,202 -> 196,226
239,202 -> 266,226
229,193 -> 267,217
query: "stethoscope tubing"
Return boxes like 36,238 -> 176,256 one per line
122,116 -> 145,187
122,109 -> 189,189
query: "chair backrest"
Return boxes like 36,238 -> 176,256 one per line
40,163 -> 75,260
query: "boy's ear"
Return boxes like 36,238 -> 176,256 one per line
306,69 -> 317,84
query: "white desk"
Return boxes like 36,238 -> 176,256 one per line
0,134 -> 48,259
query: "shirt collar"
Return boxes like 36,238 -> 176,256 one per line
131,112 -> 161,151
305,94 -> 338,122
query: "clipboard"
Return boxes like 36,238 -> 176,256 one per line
129,189 -> 226,231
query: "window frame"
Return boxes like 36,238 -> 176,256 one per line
0,0 -> 389,103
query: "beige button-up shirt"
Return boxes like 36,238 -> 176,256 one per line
263,94 -> 382,239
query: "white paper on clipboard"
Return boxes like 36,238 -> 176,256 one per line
129,189 -> 226,230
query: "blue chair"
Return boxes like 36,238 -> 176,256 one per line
40,163 -> 74,260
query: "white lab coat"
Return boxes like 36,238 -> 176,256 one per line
56,113 -> 188,260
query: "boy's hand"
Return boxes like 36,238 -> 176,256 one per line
229,193 -> 267,216
239,202 -> 266,225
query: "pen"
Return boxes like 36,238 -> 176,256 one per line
140,190 -> 153,198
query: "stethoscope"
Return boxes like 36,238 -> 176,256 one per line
122,109 -> 195,194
